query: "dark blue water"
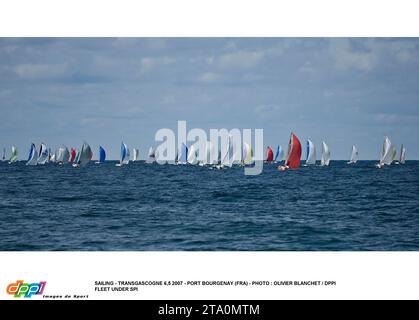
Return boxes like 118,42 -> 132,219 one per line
1,161 -> 418,250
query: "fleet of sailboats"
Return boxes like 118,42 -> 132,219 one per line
1,135 -> 409,170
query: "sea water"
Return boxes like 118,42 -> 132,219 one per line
0,161 -> 418,250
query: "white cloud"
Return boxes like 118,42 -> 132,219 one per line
14,63 -> 68,79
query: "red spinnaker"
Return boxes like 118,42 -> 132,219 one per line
70,148 -> 76,162
266,146 -> 274,162
285,133 -> 302,169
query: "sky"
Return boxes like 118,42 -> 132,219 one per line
0,37 -> 418,160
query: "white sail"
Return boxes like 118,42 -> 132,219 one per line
122,144 -> 130,164
221,135 -> 233,167
306,139 -> 316,165
199,141 -> 216,165
9,145 -> 18,163
201,141 -> 209,165
231,137 -> 242,165
77,142 -> 93,167
48,148 -> 53,163
187,145 -> 199,165
379,136 -> 393,166
72,149 -> 80,166
242,142 -> 254,165
146,147 -> 156,164
348,145 -> 358,164
37,143 -> 49,164
391,146 -> 397,163
400,144 -> 406,164
56,145 -> 70,164
132,148 -> 140,161
26,143 -> 38,166
320,141 -> 331,166
55,148 -> 63,163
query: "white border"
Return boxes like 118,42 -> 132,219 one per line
1,0 -> 419,36
1,252 -> 419,300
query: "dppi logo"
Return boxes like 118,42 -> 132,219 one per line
6,280 -> 46,298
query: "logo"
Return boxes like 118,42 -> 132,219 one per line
154,121 -> 264,175
6,280 -> 46,298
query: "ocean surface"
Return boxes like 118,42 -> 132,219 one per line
1,160 -> 418,251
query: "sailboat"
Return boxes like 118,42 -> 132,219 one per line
199,141 -> 214,166
266,146 -> 274,163
95,146 -> 106,164
116,142 -> 129,166
123,147 -> 130,165
199,142 -> 207,166
69,148 -> 76,163
187,145 -> 199,165
376,136 -> 393,168
241,142 -> 254,166
231,137 -> 242,166
274,145 -> 283,163
320,141 -> 331,166
2,147 -> 5,161
177,143 -> 188,165
56,145 -> 70,165
146,147 -> 156,164
72,149 -> 80,167
347,145 -> 358,164
305,139 -> 316,166
26,143 -> 38,166
73,142 -> 93,168
132,148 -> 140,162
279,132 -> 302,170
8,146 -> 18,164
217,135 -> 233,169
37,143 -> 49,165
391,146 -> 397,164
208,141 -> 218,166
399,145 -> 406,164
49,148 -> 56,163
62,146 -> 70,163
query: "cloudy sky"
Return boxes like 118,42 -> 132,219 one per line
0,38 -> 418,160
